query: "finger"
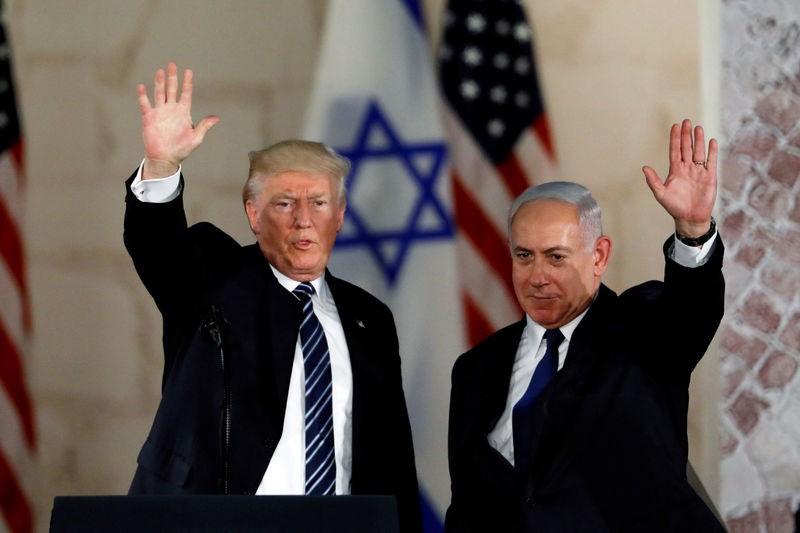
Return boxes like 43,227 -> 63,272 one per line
153,68 -> 165,106
642,166 -> 665,199
706,138 -> 719,178
680,119 -> 693,163
166,62 -> 179,103
668,123 -> 681,167
137,83 -> 152,115
194,115 -> 220,141
693,125 -> 706,164
180,68 -> 194,107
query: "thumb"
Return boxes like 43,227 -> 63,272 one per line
194,115 -> 220,140
642,166 -> 664,199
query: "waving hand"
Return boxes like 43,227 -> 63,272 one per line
137,62 -> 219,179
642,119 -> 718,240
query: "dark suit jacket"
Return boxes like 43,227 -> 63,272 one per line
445,238 -> 726,533
123,173 -> 422,533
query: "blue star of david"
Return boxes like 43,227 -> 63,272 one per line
334,100 -> 453,285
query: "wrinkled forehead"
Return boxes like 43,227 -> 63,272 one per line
258,170 -> 339,196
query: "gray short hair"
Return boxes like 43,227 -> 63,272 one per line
508,181 -> 603,250
242,140 -> 350,205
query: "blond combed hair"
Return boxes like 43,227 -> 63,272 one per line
242,140 -> 350,206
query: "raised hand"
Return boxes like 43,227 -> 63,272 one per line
137,62 -> 219,179
642,119 -> 718,239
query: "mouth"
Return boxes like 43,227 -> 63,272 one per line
294,239 -> 316,250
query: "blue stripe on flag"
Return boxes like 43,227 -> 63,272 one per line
420,488 -> 444,533
400,0 -> 425,31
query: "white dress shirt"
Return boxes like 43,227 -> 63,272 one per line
131,163 -> 354,494
488,234 -> 718,466
257,268 -> 353,495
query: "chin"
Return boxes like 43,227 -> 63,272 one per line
528,312 -> 559,328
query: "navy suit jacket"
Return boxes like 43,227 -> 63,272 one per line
123,173 -> 422,533
445,238 -> 726,533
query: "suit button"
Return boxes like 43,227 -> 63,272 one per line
263,438 -> 276,448
525,497 -> 536,508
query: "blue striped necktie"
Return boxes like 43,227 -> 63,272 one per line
293,282 -> 336,495
512,328 -> 564,470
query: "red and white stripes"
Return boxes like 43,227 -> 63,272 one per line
443,105 -> 557,347
0,135 -> 35,533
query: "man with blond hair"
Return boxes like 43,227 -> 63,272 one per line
124,63 -> 421,533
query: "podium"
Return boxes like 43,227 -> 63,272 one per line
50,495 -> 400,533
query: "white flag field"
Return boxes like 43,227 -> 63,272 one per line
303,0 -> 464,526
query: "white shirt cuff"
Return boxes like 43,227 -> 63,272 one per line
670,232 -> 718,267
130,159 -> 182,203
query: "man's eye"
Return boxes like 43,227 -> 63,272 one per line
551,254 -> 564,261
314,200 -> 326,207
516,251 -> 530,259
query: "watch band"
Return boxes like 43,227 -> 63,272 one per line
676,216 -> 716,247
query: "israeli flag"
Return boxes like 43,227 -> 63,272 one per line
303,0 -> 464,530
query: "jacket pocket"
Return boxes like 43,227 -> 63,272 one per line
136,438 -> 192,487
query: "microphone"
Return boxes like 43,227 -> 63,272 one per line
201,305 -> 232,495
201,305 -> 227,349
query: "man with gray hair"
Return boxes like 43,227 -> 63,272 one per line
124,63 -> 422,533
446,119 -> 726,532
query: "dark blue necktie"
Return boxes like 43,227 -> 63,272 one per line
293,282 -> 336,495
512,328 -> 564,470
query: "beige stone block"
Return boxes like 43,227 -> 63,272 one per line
265,83 -> 313,142
27,181 -> 127,255
97,89 -> 148,179
178,97 -> 271,188
29,263 -> 145,402
597,186 -> 670,292
531,0 -> 699,66
18,1 -> 150,59
133,1 -> 319,87
21,64 -> 104,182
73,414 -> 147,493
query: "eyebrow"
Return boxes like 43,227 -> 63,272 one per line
513,245 -> 572,254
269,191 -> 330,201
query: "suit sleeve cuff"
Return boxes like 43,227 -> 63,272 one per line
130,158 -> 182,203
668,232 -> 719,268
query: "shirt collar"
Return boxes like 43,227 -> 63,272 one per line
268,264 -> 331,304
524,299 -> 592,349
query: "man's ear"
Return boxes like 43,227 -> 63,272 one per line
593,236 -> 612,277
245,199 -> 260,234
336,199 -> 346,232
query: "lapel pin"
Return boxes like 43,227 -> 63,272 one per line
356,319 -> 366,328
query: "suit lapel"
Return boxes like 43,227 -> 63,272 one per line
483,318 -> 527,436
525,284 -> 618,480
257,251 -> 303,427
325,272 -> 369,365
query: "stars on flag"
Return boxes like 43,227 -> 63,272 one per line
439,0 -> 545,163
334,101 -> 453,285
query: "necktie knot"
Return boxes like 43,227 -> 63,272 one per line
544,328 -> 564,353
293,281 -> 315,300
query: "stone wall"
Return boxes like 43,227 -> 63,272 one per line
719,1 -> 800,531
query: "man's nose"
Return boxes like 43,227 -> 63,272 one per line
528,262 -> 548,287
294,201 -> 312,227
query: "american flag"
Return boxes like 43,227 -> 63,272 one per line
0,4 -> 35,532
438,0 -> 557,346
